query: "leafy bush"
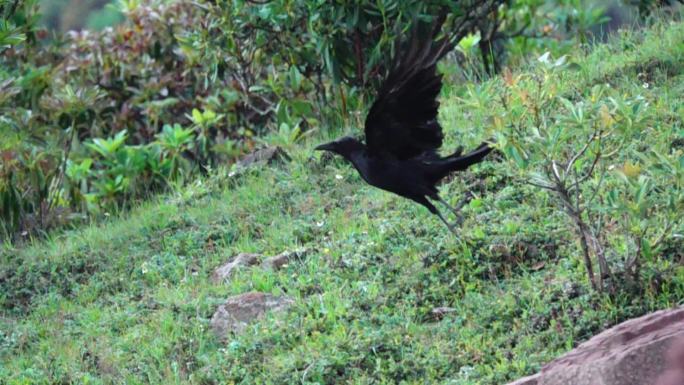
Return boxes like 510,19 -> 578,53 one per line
3,0 -> 671,239
496,51 -> 684,291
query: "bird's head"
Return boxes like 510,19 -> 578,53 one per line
314,136 -> 364,159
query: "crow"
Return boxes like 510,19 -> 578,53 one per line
315,18 -> 493,232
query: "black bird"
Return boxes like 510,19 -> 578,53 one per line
315,19 -> 493,231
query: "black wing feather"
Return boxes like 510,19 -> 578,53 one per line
364,18 -> 454,160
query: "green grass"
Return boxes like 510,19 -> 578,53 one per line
2,20 -> 684,385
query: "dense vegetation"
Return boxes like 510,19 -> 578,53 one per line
0,0 -> 648,239
1,2 -> 684,382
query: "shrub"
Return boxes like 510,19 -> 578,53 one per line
496,52 -> 684,291
1,0 -> 637,239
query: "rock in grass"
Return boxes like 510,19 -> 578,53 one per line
210,292 -> 294,337
262,248 -> 307,271
213,249 -> 306,283
262,252 -> 292,271
505,306 -> 684,385
430,307 -> 457,321
211,253 -> 260,283
236,146 -> 290,169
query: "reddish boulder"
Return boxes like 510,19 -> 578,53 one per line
506,306 -> 684,385
654,336 -> 684,385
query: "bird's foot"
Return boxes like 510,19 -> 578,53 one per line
435,210 -> 460,234
437,192 -> 472,226
453,212 -> 464,227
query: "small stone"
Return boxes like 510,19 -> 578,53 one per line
211,253 -> 260,283
210,292 -> 294,337
432,307 -> 457,315
262,252 -> 291,271
236,146 -> 290,169
430,307 -> 458,321
262,248 -> 307,271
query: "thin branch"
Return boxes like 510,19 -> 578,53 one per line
447,0 -> 504,44
572,167 -> 582,214
565,129 -> 599,176
576,148 -> 601,185
525,180 -> 558,191
584,165 -> 606,205
574,126 -> 604,185
551,160 -> 563,184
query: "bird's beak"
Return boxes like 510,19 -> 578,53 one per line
314,142 -> 335,152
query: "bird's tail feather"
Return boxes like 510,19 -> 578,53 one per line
441,141 -> 493,173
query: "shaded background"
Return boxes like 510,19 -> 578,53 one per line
40,0 -> 122,31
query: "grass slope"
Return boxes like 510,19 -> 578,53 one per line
2,20 -> 684,385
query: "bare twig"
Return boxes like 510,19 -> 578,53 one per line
551,160 -> 563,183
565,129 -> 599,175
584,165 -> 606,205
525,180 -> 558,191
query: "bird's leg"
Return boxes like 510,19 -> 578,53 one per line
436,192 -> 472,226
434,208 -> 457,234
418,197 -> 458,234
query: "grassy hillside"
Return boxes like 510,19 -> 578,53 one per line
2,20 -> 684,384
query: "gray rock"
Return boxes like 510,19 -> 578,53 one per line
505,306 -> 684,385
211,253 -> 260,283
210,292 -> 295,337
212,249 -> 306,283
236,146 -> 290,169
430,307 -> 458,321
262,248 -> 306,271
262,252 -> 292,271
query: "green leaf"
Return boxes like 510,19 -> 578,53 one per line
192,108 -> 203,123
203,109 -> 217,121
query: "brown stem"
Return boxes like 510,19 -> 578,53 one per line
550,171 -> 599,291
353,29 -> 365,86
578,221 -> 599,291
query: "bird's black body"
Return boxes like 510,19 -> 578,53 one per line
315,18 -> 493,230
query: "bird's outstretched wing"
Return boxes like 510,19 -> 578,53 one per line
364,18 -> 454,160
